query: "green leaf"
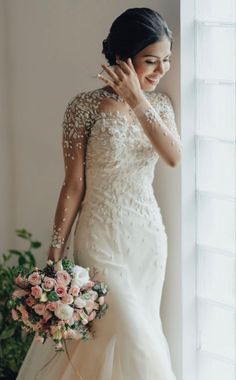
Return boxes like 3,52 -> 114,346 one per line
19,256 -> 26,266
8,250 -> 22,256
15,229 -> 32,240
47,291 -> 59,301
31,241 -> 41,249
0,325 -> 16,340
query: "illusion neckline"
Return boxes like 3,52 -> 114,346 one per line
98,86 -> 150,103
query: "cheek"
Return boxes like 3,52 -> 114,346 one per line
133,63 -> 148,77
164,63 -> 170,72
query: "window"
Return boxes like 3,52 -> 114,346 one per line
195,1 -> 236,379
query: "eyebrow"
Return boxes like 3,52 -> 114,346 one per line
142,54 -> 171,58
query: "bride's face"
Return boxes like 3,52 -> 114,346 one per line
132,37 -> 172,91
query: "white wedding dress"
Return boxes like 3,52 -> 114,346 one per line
17,86 -> 180,380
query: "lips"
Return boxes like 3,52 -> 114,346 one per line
146,77 -> 160,84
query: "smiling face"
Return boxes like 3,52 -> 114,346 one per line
131,37 -> 172,91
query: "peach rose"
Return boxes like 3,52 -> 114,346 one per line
16,305 -> 29,320
12,288 -> 29,299
56,271 -> 72,285
26,296 -> 36,307
61,294 -> 74,305
28,272 -> 41,286
42,309 -> 53,323
15,274 -> 29,288
33,303 -> 46,316
46,301 -> 58,312
68,286 -> 80,297
31,285 -> 43,299
42,277 -> 56,291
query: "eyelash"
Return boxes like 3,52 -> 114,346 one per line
146,59 -> 171,64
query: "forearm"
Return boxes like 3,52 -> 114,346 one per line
47,182 -> 85,262
131,95 -> 182,167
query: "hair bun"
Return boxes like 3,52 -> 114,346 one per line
102,37 -> 116,66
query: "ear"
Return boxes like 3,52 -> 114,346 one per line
127,58 -> 135,71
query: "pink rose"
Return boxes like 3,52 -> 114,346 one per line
26,296 -> 36,307
46,301 -> 58,312
16,305 -> 29,320
61,294 -> 74,305
42,309 -> 53,323
42,277 -> 56,291
88,310 -> 97,321
31,285 -> 43,299
11,309 -> 19,321
33,303 -> 46,316
55,284 -> 67,298
28,272 -> 41,286
15,274 -> 29,288
12,288 -> 29,299
56,271 -> 71,285
69,286 -> 80,297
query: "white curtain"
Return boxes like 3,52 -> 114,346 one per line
195,0 -> 236,379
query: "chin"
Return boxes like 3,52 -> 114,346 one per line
140,77 -> 161,92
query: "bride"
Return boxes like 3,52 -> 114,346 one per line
17,7 -> 182,380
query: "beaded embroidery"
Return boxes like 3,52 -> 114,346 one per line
49,87 -> 182,251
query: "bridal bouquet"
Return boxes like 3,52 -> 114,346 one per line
9,258 -> 109,352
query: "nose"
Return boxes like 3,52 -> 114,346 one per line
154,60 -> 164,74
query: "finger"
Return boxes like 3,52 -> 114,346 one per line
116,59 -> 130,75
97,73 -> 116,87
113,64 -> 126,78
101,64 -> 119,82
127,58 -> 136,71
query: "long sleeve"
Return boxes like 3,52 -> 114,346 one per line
47,92 -> 92,262
132,92 -> 183,167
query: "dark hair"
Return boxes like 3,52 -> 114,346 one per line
102,7 -> 173,66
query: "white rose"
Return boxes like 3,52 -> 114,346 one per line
71,265 -> 90,287
74,296 -> 86,309
54,303 -> 73,320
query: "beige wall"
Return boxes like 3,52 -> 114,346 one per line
1,1 -> 181,377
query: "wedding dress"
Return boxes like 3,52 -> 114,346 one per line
17,86 -> 181,380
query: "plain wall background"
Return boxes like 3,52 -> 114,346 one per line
0,1 -> 182,378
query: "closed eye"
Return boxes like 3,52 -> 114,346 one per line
146,58 -> 171,64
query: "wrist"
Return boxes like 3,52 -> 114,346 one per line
128,93 -> 147,109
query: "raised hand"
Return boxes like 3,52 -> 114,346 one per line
97,58 -> 145,109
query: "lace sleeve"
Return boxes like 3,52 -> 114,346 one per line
47,92 -> 92,262
157,93 -> 183,149
132,91 -> 182,166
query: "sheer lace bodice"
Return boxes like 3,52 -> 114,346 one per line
49,86 -> 182,256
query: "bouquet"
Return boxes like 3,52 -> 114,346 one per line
9,258 -> 109,352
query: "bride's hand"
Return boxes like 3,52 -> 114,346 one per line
98,58 -> 145,108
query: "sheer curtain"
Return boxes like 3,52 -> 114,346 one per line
195,1 -> 236,379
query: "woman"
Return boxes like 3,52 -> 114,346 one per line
17,7 -> 182,380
